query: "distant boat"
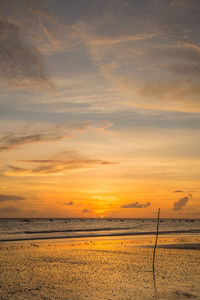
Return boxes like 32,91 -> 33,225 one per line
23,218 -> 31,222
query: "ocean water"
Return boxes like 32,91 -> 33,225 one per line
0,218 -> 199,242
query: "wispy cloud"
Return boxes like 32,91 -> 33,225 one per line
121,202 -> 151,208
0,206 -> 21,213
101,42 -> 200,112
174,190 -> 184,193
169,0 -> 196,9
0,194 -> 26,202
0,0 -> 56,91
5,158 -> 116,176
72,1 -> 200,112
0,121 -> 112,152
85,32 -> 154,46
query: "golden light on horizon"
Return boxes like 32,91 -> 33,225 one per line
0,0 -> 199,219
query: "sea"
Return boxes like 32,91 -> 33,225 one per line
0,218 -> 199,243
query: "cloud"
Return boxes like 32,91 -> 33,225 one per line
0,133 -> 47,151
0,121 -> 112,152
174,190 -> 184,193
5,157 -> 116,176
121,202 -> 151,208
0,0 -> 56,91
65,201 -> 73,206
0,206 -> 21,213
0,0 -> 96,92
169,0 -> 196,9
82,208 -> 91,213
173,196 -> 189,211
24,159 -> 115,165
2,0 -> 199,114
85,32 -> 154,47
104,42 -> 200,112
74,1 -> 200,112
0,194 -> 26,202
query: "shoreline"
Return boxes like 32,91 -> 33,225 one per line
1,229 -> 200,243
0,233 -> 200,250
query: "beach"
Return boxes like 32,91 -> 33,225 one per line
0,235 -> 200,300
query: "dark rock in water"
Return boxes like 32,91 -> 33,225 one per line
23,219 -> 30,222
49,219 -> 53,222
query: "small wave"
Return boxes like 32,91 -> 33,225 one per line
23,228 -> 200,235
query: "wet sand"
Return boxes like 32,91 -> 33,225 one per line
0,236 -> 199,300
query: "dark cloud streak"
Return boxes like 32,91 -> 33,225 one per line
121,202 -> 151,208
0,194 -> 26,202
173,196 -> 189,211
0,206 -> 22,213
0,121 -> 113,152
65,201 -> 73,206
6,158 -> 116,175
82,208 -> 91,213
0,121 -> 105,152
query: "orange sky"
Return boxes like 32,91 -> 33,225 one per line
0,0 -> 200,218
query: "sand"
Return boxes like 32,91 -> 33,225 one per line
0,236 -> 200,300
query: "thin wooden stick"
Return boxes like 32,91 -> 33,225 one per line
153,208 -> 160,273
153,208 -> 160,298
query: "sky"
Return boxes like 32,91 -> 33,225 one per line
0,0 -> 200,218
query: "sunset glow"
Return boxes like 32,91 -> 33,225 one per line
0,0 -> 200,218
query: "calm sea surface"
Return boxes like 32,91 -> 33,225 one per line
0,218 -> 199,242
